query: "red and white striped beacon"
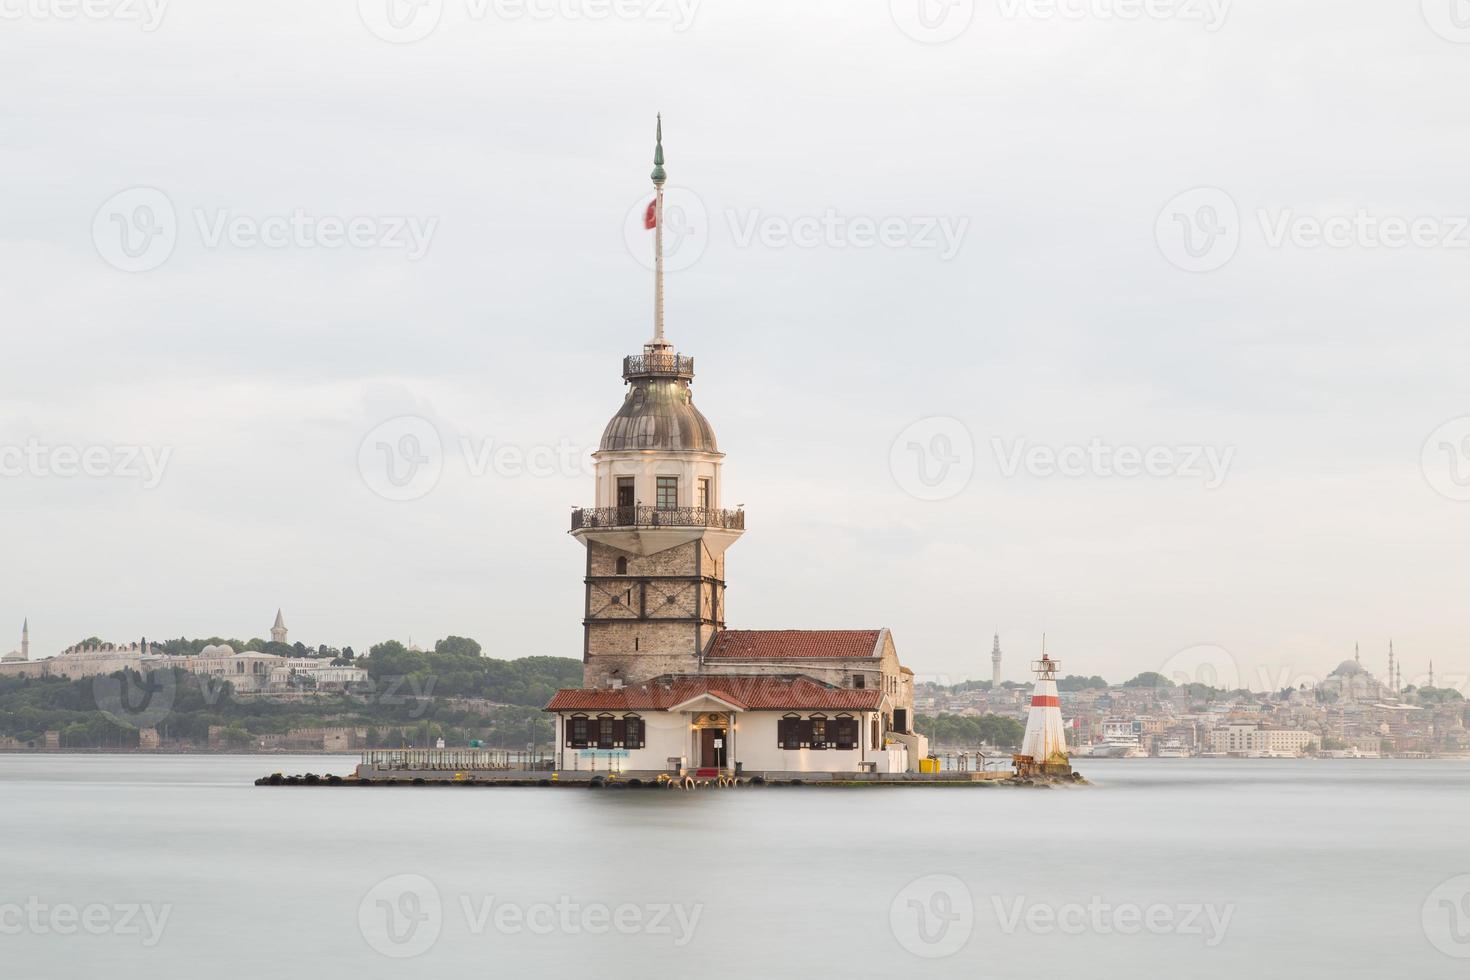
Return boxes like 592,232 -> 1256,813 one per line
1014,642 -> 1072,777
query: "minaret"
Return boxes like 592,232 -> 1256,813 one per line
20,619 -> 28,661
1429,661 -> 1435,689
990,631 -> 1003,688
570,118 -> 744,689
1386,642 -> 1394,697
1390,639 -> 1398,693
271,609 -> 288,644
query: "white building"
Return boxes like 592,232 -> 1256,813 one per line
1208,724 -> 1315,757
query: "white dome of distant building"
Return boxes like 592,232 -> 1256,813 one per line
1331,659 -> 1366,677
1,650 -> 23,663
200,643 -> 236,657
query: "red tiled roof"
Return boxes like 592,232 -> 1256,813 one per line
545,674 -> 884,712
704,629 -> 884,661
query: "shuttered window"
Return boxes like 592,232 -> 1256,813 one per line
832,715 -> 859,750
567,716 -> 590,749
778,714 -> 802,750
597,715 -> 619,749
623,715 -> 645,749
809,715 -> 828,750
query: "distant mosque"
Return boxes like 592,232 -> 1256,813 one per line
1,620 -> 28,663
1321,642 -> 1405,703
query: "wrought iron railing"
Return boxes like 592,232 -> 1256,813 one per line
572,505 -> 745,531
623,353 -> 694,379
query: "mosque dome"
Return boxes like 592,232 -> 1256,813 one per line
1331,659 -> 1366,677
599,351 -> 718,453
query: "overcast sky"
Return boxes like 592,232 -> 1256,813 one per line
3,0 -> 1469,691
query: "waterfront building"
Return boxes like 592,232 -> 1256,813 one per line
544,121 -> 925,776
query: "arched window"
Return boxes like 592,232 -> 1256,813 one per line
615,557 -> 628,575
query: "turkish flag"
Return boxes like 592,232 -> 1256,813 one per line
644,199 -> 657,230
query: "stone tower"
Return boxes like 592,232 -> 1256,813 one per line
570,118 -> 745,690
21,618 -> 28,661
990,631 -> 1002,688
271,609 -> 288,644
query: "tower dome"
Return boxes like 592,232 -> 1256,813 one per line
599,352 -> 718,452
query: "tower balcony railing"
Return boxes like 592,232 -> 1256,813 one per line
623,353 -> 694,380
572,505 -> 745,532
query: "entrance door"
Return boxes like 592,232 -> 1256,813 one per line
699,728 -> 727,769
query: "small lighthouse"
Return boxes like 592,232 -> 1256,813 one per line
1014,649 -> 1072,777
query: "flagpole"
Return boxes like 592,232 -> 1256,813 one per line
651,113 -> 667,347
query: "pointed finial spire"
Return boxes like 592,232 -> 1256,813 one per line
648,113 -> 670,348
651,113 -> 666,186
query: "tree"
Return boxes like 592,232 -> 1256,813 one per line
1123,672 -> 1175,689
435,636 -> 483,658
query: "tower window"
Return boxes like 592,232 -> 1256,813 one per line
616,477 -> 635,510
697,477 -> 710,510
615,557 -> 628,575
656,476 -> 678,510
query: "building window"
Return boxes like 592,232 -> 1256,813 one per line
853,674 -> 865,689
623,715 -> 645,749
872,717 -> 881,750
832,715 -> 859,750
567,715 -> 590,749
778,714 -> 803,750
656,476 -> 678,510
616,477 -> 635,509
697,477 -> 710,510
809,714 -> 828,750
615,557 -> 628,575
597,715 -> 617,750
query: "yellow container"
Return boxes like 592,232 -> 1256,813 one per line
918,757 -> 940,774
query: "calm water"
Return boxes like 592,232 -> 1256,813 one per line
3,755 -> 1468,978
